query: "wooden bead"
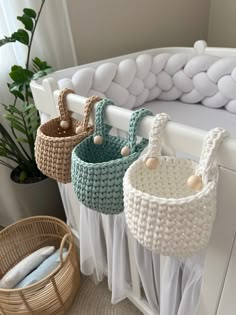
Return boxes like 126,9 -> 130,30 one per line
75,126 -> 83,134
93,135 -> 103,145
121,146 -> 130,156
187,175 -> 203,191
145,157 -> 159,170
60,120 -> 69,130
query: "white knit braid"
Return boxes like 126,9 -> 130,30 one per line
123,114 -> 228,257
58,51 -> 236,113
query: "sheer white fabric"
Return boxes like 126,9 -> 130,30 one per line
57,125 -> 204,314
59,181 -> 204,313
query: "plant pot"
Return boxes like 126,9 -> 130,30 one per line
0,169 -> 65,226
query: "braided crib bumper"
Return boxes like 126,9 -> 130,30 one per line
58,43 -> 236,113
124,114 -> 229,257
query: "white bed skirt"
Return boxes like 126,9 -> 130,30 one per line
58,182 -> 204,315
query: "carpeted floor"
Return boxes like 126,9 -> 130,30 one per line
67,276 -> 142,315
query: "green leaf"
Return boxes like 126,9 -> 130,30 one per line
28,121 -> 40,134
23,8 -> 37,19
12,29 -> 29,45
8,82 -> 25,95
32,69 -> 53,81
9,122 -> 26,134
9,66 -> 34,83
19,170 -> 27,183
32,57 -> 52,71
0,36 -> 16,47
17,15 -> 34,31
4,114 -> 25,128
5,105 -> 22,115
16,137 -> 28,144
23,103 -> 35,112
27,91 -> 33,99
10,90 -> 25,101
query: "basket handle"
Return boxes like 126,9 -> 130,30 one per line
93,98 -> 114,144
82,96 -> 102,132
58,88 -> 75,126
195,128 -> 229,182
59,233 -> 71,265
127,108 -> 153,153
143,113 -> 169,168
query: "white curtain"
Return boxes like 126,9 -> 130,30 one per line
59,182 -> 204,315
56,125 -> 204,315
0,0 -> 77,226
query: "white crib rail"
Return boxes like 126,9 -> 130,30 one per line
31,76 -> 236,315
33,80 -> 236,172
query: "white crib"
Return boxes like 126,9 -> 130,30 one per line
31,41 -> 236,315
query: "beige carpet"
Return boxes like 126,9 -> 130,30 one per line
67,276 -> 142,315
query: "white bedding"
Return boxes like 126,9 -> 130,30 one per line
140,100 -> 236,137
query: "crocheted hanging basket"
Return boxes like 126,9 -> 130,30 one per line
71,98 -> 153,214
35,89 -> 101,183
124,113 -> 228,257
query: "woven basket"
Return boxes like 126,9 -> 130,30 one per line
124,113 -> 228,257
0,216 -> 80,315
35,88 -> 101,183
71,98 -> 153,214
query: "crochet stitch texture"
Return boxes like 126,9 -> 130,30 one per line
124,113 -> 228,256
35,89 -> 100,183
71,98 -> 153,214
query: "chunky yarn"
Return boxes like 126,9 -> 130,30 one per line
124,113 -> 229,256
71,98 -> 153,214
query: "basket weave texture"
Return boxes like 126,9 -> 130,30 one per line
124,113 -> 228,257
71,98 -> 153,214
0,216 -> 80,315
35,89 -> 101,183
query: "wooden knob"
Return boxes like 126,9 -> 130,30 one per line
121,146 -> 130,156
75,126 -> 83,134
145,157 -> 159,170
60,120 -> 69,130
187,175 -> 203,191
93,135 -> 103,145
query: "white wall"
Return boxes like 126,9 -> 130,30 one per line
67,0 -> 211,64
208,0 -> 236,47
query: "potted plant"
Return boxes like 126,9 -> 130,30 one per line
0,1 -> 65,224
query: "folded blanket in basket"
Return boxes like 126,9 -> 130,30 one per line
0,246 -> 55,289
15,249 -> 68,288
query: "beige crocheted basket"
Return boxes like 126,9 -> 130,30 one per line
124,113 -> 228,257
35,89 -> 101,183
0,216 -> 80,315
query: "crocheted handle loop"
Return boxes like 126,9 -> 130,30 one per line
58,88 -> 75,124
128,108 -> 153,153
93,98 -> 114,141
143,113 -> 169,161
196,127 -> 229,181
82,96 -> 102,131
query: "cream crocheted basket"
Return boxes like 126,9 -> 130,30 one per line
124,113 -> 228,257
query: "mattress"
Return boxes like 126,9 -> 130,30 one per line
140,100 -> 236,138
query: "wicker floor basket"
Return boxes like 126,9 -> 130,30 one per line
0,216 -> 80,315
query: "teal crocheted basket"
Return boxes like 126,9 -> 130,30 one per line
71,98 -> 153,214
